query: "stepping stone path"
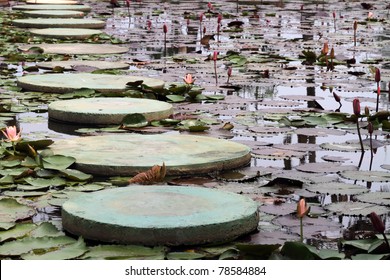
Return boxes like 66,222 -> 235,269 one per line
62,185 -> 259,245
12,0 -> 257,246
48,97 -> 174,124
48,134 -> 252,176
17,73 -> 165,93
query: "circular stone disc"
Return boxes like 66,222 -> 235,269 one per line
48,97 -> 173,124
49,134 -> 252,176
13,4 -> 91,12
12,18 -> 106,29
26,0 -> 79,4
23,10 -> 85,18
17,73 -> 164,93
18,43 -> 128,55
62,185 -> 259,245
29,28 -> 102,39
37,60 -> 129,70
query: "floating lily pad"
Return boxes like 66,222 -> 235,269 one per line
320,142 -> 362,152
29,28 -> 102,39
252,148 -> 306,159
19,43 -> 129,55
339,170 -> 390,182
324,202 -> 389,216
259,203 -> 297,216
248,230 -> 300,245
12,4 -> 91,12
321,155 -> 350,162
381,164 -> 390,171
37,60 -> 129,70
0,198 -> 35,223
294,127 -> 346,137
60,169 -> 92,182
0,223 -> 36,243
279,95 -> 324,101
356,192 -> 390,206
42,155 -> 76,171
24,177 -> 67,188
121,113 -> 149,128
305,182 -> 368,195
296,162 -> 357,173
249,126 -> 294,134
2,191 -> 48,197
273,143 -> 320,152
12,18 -> 105,29
0,236 -> 76,256
29,222 -> 65,238
81,245 -> 166,260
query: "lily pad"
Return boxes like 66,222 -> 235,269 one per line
0,223 -> 36,243
259,203 -> 297,216
0,198 -> 35,223
249,126 -> 294,134
294,127 -> 346,137
296,162 -> 357,173
320,142 -> 362,152
121,113 -> 149,128
305,182 -> 368,195
339,171 -> 390,182
81,245 -> 166,260
24,177 -> 67,188
42,155 -> 76,170
252,148 -> 306,159
356,192 -> 390,206
324,201 -> 389,216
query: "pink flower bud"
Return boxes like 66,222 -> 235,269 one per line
333,11 -> 336,19
333,92 -> 340,103
126,0 -> 130,8
227,66 -> 232,77
353,20 -> 357,31
213,51 -> 218,61
217,14 -> 222,24
370,212 -> 385,234
208,2 -> 214,10
147,20 -> 152,30
353,98 -> 360,116
367,122 -> 374,134
199,13 -> 204,23
375,68 -> 381,83
297,198 -> 310,218
163,23 -> 168,34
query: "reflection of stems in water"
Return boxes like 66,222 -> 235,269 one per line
355,151 -> 365,185
300,217 -> 303,243
369,134 -> 373,171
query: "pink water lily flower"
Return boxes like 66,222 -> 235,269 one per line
2,126 -> 22,142
183,73 -> 195,85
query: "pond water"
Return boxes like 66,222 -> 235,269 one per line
1,0 -> 390,259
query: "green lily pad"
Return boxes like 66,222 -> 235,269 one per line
2,191 -> 48,197
178,120 -> 210,132
0,236 -> 76,256
42,155 -> 76,170
252,148 -> 305,159
21,237 -> 87,260
0,160 -> 21,168
81,245 -> 166,260
166,251 -> 206,260
340,170 -> 390,182
28,222 -> 65,238
320,142 -> 362,152
324,202 -> 389,216
352,253 -> 389,260
0,198 -> 35,223
17,184 -> 51,192
60,169 -> 93,182
67,184 -> 105,192
294,127 -> 346,137
0,222 -> 16,231
305,182 -> 368,195
356,192 -> 390,206
235,243 -> 281,259
166,95 -> 186,103
0,175 -> 14,185
24,177 -> 67,188
296,162 -> 357,173
0,223 -> 36,243
121,113 -> 149,128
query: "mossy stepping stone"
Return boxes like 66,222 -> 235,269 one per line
29,28 -> 102,39
49,134 -> 252,176
25,0 -> 79,4
37,60 -> 129,70
62,185 -> 259,245
13,4 -> 91,12
17,73 -> 164,93
23,10 -> 85,18
12,18 -> 106,29
19,43 -> 128,55
48,98 -> 173,124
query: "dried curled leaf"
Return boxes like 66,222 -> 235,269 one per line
128,163 -> 166,185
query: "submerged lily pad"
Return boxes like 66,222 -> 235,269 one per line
324,202 -> 389,216
339,171 -> 390,182
305,182 -> 368,195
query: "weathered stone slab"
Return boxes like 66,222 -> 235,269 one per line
62,185 -> 259,245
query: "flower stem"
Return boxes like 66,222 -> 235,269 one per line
300,217 -> 303,243
214,60 -> 218,85
382,233 -> 390,252
356,121 -> 364,153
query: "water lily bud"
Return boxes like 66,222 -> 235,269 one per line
297,198 -> 310,218
217,13 -> 222,24
208,2 -> 214,10
213,51 -> 218,61
199,13 -> 204,22
333,11 -> 336,19
367,122 -> 374,134
227,66 -> 232,77
147,20 -> 152,30
163,23 -> 168,34
330,47 -> 335,59
353,20 -> 357,31
353,98 -> 360,116
183,73 -> 195,85
377,85 -> 381,96
126,0 -> 130,8
365,106 -> 370,116
333,92 -> 341,103
321,42 -> 329,55
375,68 -> 381,83
203,26 -> 206,34
370,212 -> 385,234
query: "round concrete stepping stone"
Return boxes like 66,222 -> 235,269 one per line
62,185 -> 259,245
26,0 -> 79,4
23,10 -> 85,18
29,28 -> 102,39
49,98 -> 173,124
13,18 -> 106,29
49,134 -> 252,176
19,43 -> 128,55
13,4 -> 91,12
17,73 -> 164,93
37,60 -> 129,70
